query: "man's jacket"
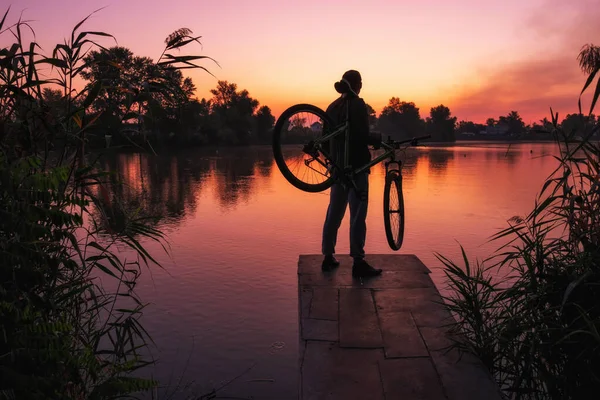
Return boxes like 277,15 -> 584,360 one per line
323,93 -> 373,170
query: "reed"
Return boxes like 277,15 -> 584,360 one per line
438,45 -> 600,400
0,7 -> 214,399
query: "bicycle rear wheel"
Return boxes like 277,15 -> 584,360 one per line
272,104 -> 335,193
383,171 -> 405,250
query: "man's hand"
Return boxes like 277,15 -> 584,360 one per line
369,130 -> 382,150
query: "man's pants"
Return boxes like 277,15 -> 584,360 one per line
321,172 -> 369,260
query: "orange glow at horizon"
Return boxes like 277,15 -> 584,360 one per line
6,0 -> 600,124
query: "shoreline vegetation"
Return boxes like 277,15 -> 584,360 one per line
2,15 -> 588,153
0,8 -> 211,399
438,44 -> 600,399
2,5 -> 600,400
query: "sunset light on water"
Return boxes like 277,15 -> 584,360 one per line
3,0 -> 600,398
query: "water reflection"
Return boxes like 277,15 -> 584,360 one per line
94,142 -> 558,235
93,146 -> 279,231
427,148 -> 455,177
90,141 -> 563,400
94,151 -> 209,230
371,148 -> 421,179
497,147 -> 521,165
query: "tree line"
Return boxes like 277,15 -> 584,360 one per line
66,45 -> 599,148
39,45 -> 275,148
375,98 -> 599,142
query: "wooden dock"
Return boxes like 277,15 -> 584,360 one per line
298,254 -> 503,400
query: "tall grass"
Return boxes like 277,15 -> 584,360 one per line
438,50 -> 600,399
0,7 -> 213,399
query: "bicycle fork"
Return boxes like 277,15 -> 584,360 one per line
385,160 -> 402,176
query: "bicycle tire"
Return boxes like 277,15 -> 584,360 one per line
272,104 -> 336,193
383,171 -> 405,250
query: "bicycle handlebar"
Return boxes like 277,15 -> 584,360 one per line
397,134 -> 431,147
379,134 -> 431,150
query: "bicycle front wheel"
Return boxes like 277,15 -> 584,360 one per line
272,104 -> 335,193
383,171 -> 405,250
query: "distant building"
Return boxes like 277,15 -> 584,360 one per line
482,123 -> 509,135
310,121 -> 322,132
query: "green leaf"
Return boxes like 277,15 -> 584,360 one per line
162,53 -> 218,63
165,32 -> 201,50
589,70 -> 600,115
579,66 -> 599,113
0,7 -> 10,31
562,271 -> 593,309
70,7 -> 107,44
35,58 -> 68,69
93,262 -> 119,279
52,43 -> 73,59
74,30 -> 115,47
87,241 -> 107,253
83,80 -> 102,108
27,42 -> 36,83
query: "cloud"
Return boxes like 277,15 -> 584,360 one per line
450,57 -> 587,123
449,0 -> 600,123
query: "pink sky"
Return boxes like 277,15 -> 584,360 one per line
4,0 -> 600,123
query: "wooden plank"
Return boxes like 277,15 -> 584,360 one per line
373,288 -> 455,328
420,327 -> 503,400
339,288 -> 383,348
298,254 -> 430,274
298,272 -> 353,287
365,253 -> 432,273
299,338 -> 306,400
298,254 -> 325,274
378,311 -> 429,358
373,288 -> 442,312
412,305 -> 456,328
302,341 -> 384,400
360,271 -> 435,289
298,254 -> 502,400
301,318 -> 338,342
379,358 -> 447,400
300,271 -> 434,289
309,287 -> 338,320
299,286 -> 313,319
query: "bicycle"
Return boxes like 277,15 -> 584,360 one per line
271,102 -> 430,251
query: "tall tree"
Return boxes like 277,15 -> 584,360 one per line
81,47 -> 154,119
456,120 -> 485,135
81,43 -> 204,143
365,103 -> 377,128
500,111 -> 525,136
255,105 -> 275,143
209,81 -> 259,144
426,104 -> 456,142
378,97 -> 425,140
42,88 -> 68,120
561,113 -> 597,136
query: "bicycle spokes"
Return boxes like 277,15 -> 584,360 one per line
389,186 -> 400,225
276,108 -> 332,188
383,172 -> 405,251
305,156 -> 330,176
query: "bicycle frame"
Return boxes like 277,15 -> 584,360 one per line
312,103 -> 426,187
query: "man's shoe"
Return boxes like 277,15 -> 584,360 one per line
322,255 -> 340,271
352,259 -> 382,277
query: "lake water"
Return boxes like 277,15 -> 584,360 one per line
97,141 -> 560,399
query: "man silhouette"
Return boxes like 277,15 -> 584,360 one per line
321,70 -> 382,278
